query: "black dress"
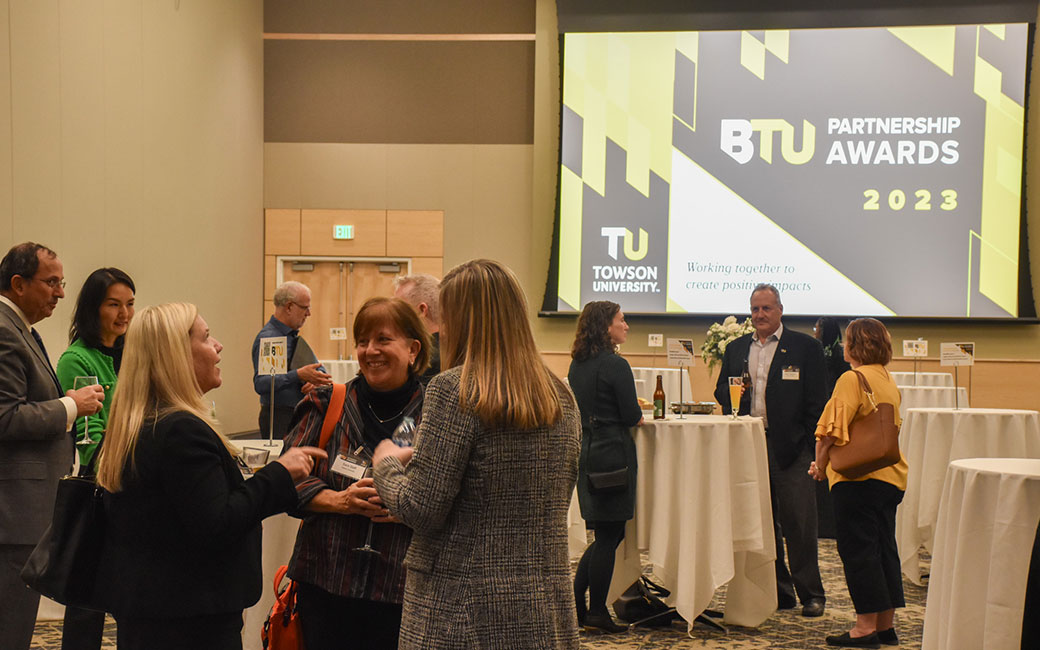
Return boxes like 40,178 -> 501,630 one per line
568,350 -> 642,522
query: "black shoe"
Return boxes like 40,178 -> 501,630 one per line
826,631 -> 881,648
777,593 -> 798,609
583,612 -> 628,633
877,628 -> 898,645
802,598 -> 825,617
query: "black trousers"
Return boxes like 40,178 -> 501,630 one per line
832,479 -> 905,614
115,612 -> 242,650
258,404 -> 295,439
769,446 -> 826,604
296,581 -> 402,650
61,605 -> 106,650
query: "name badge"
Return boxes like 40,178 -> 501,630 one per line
330,453 -> 368,481
782,366 -> 800,381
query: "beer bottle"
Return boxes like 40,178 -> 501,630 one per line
741,358 -> 752,395
653,375 -> 666,420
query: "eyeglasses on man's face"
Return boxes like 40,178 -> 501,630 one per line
29,276 -> 66,290
289,301 -> 311,312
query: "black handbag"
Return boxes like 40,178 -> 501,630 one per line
586,415 -> 630,494
612,576 -> 679,626
20,475 -> 106,611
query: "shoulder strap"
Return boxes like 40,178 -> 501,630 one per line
318,383 -> 347,450
851,369 -> 878,410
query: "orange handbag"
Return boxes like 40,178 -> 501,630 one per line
262,383 -> 347,650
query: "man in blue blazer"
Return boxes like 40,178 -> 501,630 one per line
0,242 -> 104,650
714,283 -> 828,617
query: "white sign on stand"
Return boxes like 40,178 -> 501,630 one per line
940,342 -> 975,366
258,336 -> 288,375
903,339 -> 928,358
667,338 -> 696,367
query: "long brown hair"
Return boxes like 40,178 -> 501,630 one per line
571,300 -> 619,361
439,259 -> 565,428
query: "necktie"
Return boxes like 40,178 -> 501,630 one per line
31,328 -> 63,394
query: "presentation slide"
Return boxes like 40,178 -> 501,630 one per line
555,25 -> 1028,317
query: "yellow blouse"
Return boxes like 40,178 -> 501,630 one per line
814,364 -> 908,490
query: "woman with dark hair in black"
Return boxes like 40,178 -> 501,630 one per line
55,267 -> 135,650
568,301 -> 642,633
815,317 -> 851,395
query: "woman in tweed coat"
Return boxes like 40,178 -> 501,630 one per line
373,259 -> 582,650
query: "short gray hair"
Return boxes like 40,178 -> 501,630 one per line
273,281 -> 309,308
751,283 -> 782,308
393,273 -> 440,322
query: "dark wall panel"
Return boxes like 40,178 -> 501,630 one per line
264,41 -> 535,144
265,0 -> 535,34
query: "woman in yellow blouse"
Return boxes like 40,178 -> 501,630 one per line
809,318 -> 907,650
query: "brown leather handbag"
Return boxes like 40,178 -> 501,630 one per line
828,370 -> 901,479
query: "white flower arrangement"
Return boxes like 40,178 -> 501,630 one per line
701,315 -> 753,373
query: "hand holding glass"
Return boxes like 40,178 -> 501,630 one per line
73,376 -> 99,446
728,377 -> 743,419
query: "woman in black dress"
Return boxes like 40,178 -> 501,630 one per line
568,301 -> 643,633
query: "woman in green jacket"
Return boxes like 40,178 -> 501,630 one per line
54,266 -> 135,650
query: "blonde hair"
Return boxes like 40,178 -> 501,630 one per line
439,259 -> 564,429
96,302 -> 234,492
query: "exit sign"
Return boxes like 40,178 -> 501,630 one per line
333,224 -> 354,240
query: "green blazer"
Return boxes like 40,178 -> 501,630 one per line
56,338 -> 118,467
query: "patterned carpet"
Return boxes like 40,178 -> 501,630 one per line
31,539 -> 927,650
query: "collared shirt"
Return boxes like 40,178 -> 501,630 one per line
748,322 -> 784,428
251,315 -> 308,407
0,294 -> 77,429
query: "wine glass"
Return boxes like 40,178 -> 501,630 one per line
73,376 -> 99,447
728,377 -> 743,420
353,417 -> 417,559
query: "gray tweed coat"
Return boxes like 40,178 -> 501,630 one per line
374,367 -> 581,650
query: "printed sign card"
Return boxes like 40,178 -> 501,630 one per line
940,342 -> 975,366
667,338 -> 696,367
903,339 -> 928,358
258,336 -> 288,375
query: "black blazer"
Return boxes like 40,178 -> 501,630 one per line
100,411 -> 297,619
713,328 -> 827,470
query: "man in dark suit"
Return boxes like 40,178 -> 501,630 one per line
0,242 -> 104,650
714,283 -> 828,617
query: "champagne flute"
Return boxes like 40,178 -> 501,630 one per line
728,377 -> 743,420
73,376 -> 99,447
353,417 -> 416,559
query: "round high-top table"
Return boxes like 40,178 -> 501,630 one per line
896,408 -> 1040,584
568,414 -> 776,629
320,359 -> 359,383
897,385 -> 969,419
922,458 -> 1040,650
891,371 -> 954,387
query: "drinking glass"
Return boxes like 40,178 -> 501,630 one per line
353,416 -> 417,559
728,377 -> 743,420
73,376 -> 99,446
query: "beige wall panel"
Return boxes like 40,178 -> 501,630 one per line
265,142 -> 388,209
58,2 -> 106,273
10,1 -> 62,248
265,208 -> 301,255
409,257 -> 443,278
462,146 -> 534,283
301,209 -> 387,256
0,0 -> 12,240
264,255 -> 277,299
265,41 -> 534,145
386,210 -> 443,257
263,300 -> 275,324
265,0 -> 535,34
385,144 -> 473,210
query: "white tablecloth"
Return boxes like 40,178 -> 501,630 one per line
568,415 -> 776,629
896,408 -> 1040,584
320,359 -> 359,383
897,385 -> 969,419
922,458 -> 1040,650
630,367 -> 694,405
891,371 -> 954,388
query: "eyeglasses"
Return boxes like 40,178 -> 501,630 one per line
289,301 -> 311,311
31,277 -> 65,290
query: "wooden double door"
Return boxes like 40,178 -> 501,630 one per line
281,259 -> 406,361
